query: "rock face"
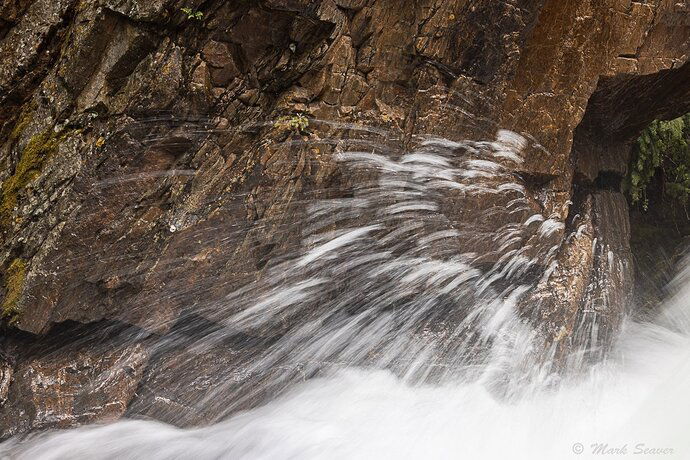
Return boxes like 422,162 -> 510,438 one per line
0,324 -> 149,439
125,334 -> 276,426
0,0 -> 689,437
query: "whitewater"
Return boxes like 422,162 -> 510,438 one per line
1,129 -> 688,459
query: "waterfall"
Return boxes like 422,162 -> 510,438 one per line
1,129 -> 688,459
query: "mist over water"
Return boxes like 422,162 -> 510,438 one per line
4,313 -> 689,460
2,128 -> 688,459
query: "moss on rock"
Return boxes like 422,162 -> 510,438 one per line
2,258 -> 26,321
8,109 -> 33,145
0,128 -> 73,229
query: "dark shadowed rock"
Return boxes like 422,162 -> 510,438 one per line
125,341 -> 265,426
0,325 -> 150,440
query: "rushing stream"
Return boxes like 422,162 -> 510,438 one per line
1,129 -> 688,459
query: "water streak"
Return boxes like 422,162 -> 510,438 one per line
1,128 -> 687,459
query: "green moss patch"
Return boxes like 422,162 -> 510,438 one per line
8,109 -> 33,144
0,128 -> 73,229
2,258 -> 26,321
274,114 -> 310,135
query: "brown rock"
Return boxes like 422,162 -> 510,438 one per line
102,0 -> 173,23
0,0 -> 687,339
125,339 -> 271,426
201,41 -> 240,87
0,0 -> 688,435
0,353 -> 12,407
0,327 -> 150,440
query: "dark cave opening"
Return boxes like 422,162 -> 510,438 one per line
572,60 -> 690,313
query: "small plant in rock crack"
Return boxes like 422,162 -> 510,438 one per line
181,7 -> 204,20
275,113 -> 310,135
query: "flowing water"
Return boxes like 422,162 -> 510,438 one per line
1,128 -> 688,459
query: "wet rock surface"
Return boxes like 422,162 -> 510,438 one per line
0,324 -> 150,440
0,0 -> 688,437
125,337 -> 276,426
